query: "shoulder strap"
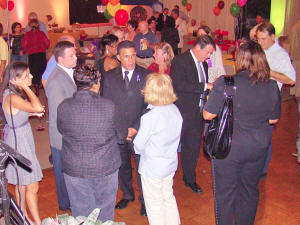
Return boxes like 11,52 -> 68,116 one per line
224,76 -> 235,97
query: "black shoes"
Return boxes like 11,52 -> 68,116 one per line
115,199 -> 134,209
140,204 -> 147,217
184,182 -> 203,193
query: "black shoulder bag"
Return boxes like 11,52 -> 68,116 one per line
204,76 -> 235,159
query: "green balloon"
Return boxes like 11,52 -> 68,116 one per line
104,9 -> 112,20
182,0 -> 187,7
230,3 -> 241,17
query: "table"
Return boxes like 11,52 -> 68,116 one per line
48,31 -> 81,52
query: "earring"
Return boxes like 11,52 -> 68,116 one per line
106,49 -> 109,54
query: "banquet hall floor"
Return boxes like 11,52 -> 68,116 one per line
6,90 -> 300,225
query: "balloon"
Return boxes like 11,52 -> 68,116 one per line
104,9 -> 112,20
182,0 -> 187,7
102,0 -> 109,6
8,1 -> 14,11
109,0 -> 119,6
237,0 -> 247,7
115,9 -> 128,26
0,0 -> 6,10
217,1 -> 225,10
107,2 -> 120,17
230,3 -> 240,17
186,3 -> 192,12
213,6 -> 221,16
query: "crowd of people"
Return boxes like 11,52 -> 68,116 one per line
0,7 -> 297,225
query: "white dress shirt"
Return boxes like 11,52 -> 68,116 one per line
133,104 -> 183,180
264,42 -> 296,89
121,66 -> 134,81
57,64 -> 75,84
190,49 -> 207,90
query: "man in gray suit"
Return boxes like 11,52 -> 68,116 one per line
45,41 -> 77,211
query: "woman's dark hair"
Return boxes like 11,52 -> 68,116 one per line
127,20 -> 138,30
11,22 -> 22,33
198,25 -> 211,36
236,41 -> 270,83
0,62 -> 29,99
74,64 -> 100,90
165,17 -> 175,28
100,34 -> 118,52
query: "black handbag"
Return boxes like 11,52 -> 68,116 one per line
204,76 -> 235,159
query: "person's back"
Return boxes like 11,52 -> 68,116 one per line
214,71 -> 280,148
58,90 -> 120,177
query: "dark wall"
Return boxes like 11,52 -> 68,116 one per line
69,0 -> 108,24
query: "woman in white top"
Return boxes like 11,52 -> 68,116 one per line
133,73 -> 183,225
197,26 -> 226,82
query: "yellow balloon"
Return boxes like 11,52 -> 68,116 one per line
107,3 -> 121,17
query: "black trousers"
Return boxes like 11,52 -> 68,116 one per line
212,144 -> 267,225
28,52 -> 47,85
180,116 -> 204,183
118,142 -> 144,204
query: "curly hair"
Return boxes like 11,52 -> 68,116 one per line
74,64 -> 100,90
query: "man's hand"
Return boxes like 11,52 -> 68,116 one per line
126,128 -> 138,141
270,70 -> 295,86
206,82 -> 213,90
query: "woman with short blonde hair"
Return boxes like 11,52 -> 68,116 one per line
142,73 -> 177,105
148,42 -> 174,75
134,73 -> 182,225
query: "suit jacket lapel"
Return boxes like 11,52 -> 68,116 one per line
187,51 -> 198,78
56,66 -> 76,89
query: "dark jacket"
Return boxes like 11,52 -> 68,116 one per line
103,65 -> 150,142
57,89 -> 121,178
161,26 -> 180,53
170,50 -> 208,127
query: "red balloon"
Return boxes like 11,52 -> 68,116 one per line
115,9 -> 128,26
237,0 -> 247,7
8,1 -> 14,11
186,3 -> 192,12
217,1 -> 225,10
102,0 -> 109,6
0,0 -> 7,10
213,6 -> 221,16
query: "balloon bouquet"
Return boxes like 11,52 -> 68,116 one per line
101,0 -> 129,26
0,0 -> 15,11
181,0 -> 192,12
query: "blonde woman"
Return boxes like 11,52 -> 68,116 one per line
133,73 -> 182,225
148,42 -> 174,75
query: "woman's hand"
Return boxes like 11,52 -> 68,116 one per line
10,77 -> 28,89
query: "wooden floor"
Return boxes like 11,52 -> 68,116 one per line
7,99 -> 300,225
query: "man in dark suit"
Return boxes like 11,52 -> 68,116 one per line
157,8 -> 171,31
45,41 -> 77,210
103,40 -> 150,216
170,36 -> 215,193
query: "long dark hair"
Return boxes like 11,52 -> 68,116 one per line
236,41 -> 270,83
0,62 -> 29,100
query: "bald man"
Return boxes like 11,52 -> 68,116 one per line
41,35 -> 76,88
25,12 -> 48,38
133,20 -> 159,69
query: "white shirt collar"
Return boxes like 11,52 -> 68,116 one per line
121,66 -> 135,81
190,49 -> 206,84
57,64 -> 75,84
